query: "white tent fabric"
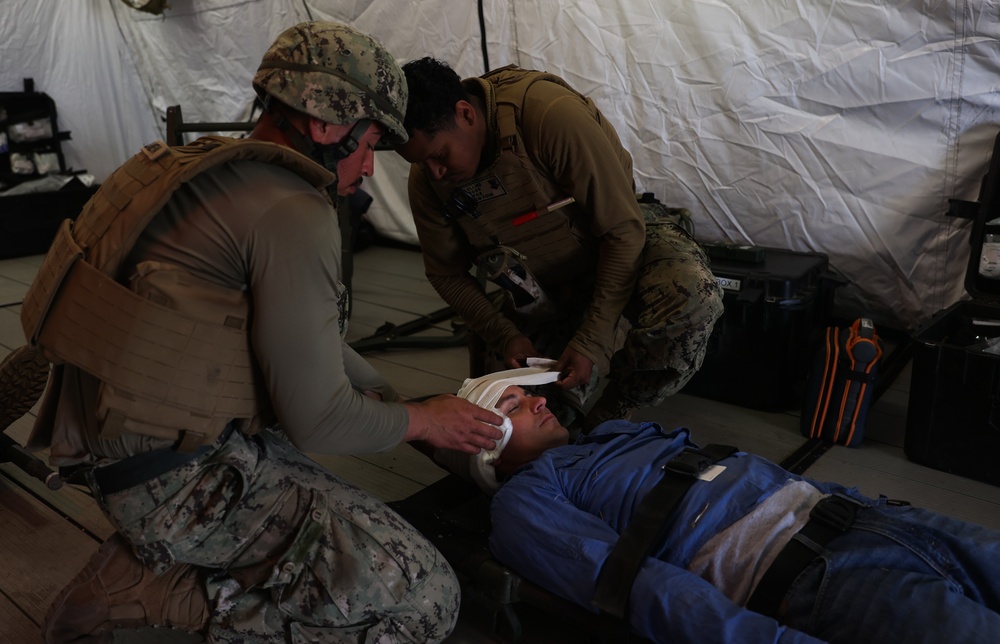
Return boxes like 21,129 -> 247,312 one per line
1,0 -> 997,330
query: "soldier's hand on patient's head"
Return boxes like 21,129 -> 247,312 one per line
503,335 -> 541,368
403,394 -> 504,454
554,347 -> 594,390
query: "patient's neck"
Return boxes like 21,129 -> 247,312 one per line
494,434 -> 569,478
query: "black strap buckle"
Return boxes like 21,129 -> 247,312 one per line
594,443 -> 737,643
810,494 -> 863,533
663,448 -> 712,477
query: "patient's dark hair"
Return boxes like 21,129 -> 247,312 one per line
402,57 -> 470,136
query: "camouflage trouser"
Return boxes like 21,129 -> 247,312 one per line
606,203 -> 724,409
90,428 -> 460,643
485,203 -> 723,422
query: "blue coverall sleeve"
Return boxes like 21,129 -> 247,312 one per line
490,469 -> 826,644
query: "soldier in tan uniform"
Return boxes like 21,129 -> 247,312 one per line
5,23 -> 506,643
397,58 -> 724,431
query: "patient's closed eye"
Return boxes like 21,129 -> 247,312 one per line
499,401 -> 519,415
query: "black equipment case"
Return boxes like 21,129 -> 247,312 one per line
681,246 -> 837,411
0,79 -> 97,259
904,131 -> 1000,487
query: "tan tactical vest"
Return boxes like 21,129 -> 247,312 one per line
20,136 -> 334,450
430,66 -> 598,291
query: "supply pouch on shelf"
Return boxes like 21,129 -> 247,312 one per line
801,318 -> 884,447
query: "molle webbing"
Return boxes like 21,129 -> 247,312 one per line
20,137 -> 332,448
485,66 -> 587,155
27,222 -> 259,427
77,137 -> 332,274
440,70 -> 595,289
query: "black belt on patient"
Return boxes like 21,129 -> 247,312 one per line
746,493 -> 863,619
591,443 -> 738,643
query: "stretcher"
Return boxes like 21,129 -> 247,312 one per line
388,474 -> 597,642
388,472 -> 654,643
391,417 -> 865,642
0,430 -> 62,490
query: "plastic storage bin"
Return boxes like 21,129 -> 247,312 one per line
0,178 -> 96,259
904,131 -> 1000,487
905,302 -> 1000,486
681,247 -> 837,411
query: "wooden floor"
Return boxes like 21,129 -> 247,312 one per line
2,242 -> 999,643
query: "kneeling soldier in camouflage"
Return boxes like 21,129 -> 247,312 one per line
8,21 -> 505,643
397,58 -> 724,432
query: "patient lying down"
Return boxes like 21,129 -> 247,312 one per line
439,365 -> 1000,644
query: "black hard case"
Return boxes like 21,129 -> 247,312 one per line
904,132 -> 1000,487
0,179 -> 96,259
0,80 -> 95,260
682,248 -> 836,411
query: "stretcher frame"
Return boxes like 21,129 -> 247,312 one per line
388,471 -> 654,643
388,473 -> 599,641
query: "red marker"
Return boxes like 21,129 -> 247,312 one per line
512,197 -> 575,226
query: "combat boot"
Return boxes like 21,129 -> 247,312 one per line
43,534 -> 210,642
0,345 -> 49,432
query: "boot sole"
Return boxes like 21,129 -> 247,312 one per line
0,345 -> 49,433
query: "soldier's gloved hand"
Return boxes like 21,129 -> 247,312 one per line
554,347 -> 594,390
503,335 -> 541,368
404,394 -> 504,454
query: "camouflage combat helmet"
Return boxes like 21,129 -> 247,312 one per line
253,21 -> 408,144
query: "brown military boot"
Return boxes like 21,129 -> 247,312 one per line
0,345 -> 49,432
43,534 -> 210,642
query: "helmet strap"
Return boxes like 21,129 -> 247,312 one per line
265,97 -> 372,159
321,118 -> 373,162
263,97 -> 373,190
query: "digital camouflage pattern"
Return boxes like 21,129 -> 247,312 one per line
253,21 -> 409,144
480,202 -> 724,431
585,203 -> 724,427
92,428 -> 460,643
623,206 -> 724,395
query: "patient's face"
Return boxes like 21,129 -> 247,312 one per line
493,385 -> 570,475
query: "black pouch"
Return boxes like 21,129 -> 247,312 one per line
801,318 -> 884,447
